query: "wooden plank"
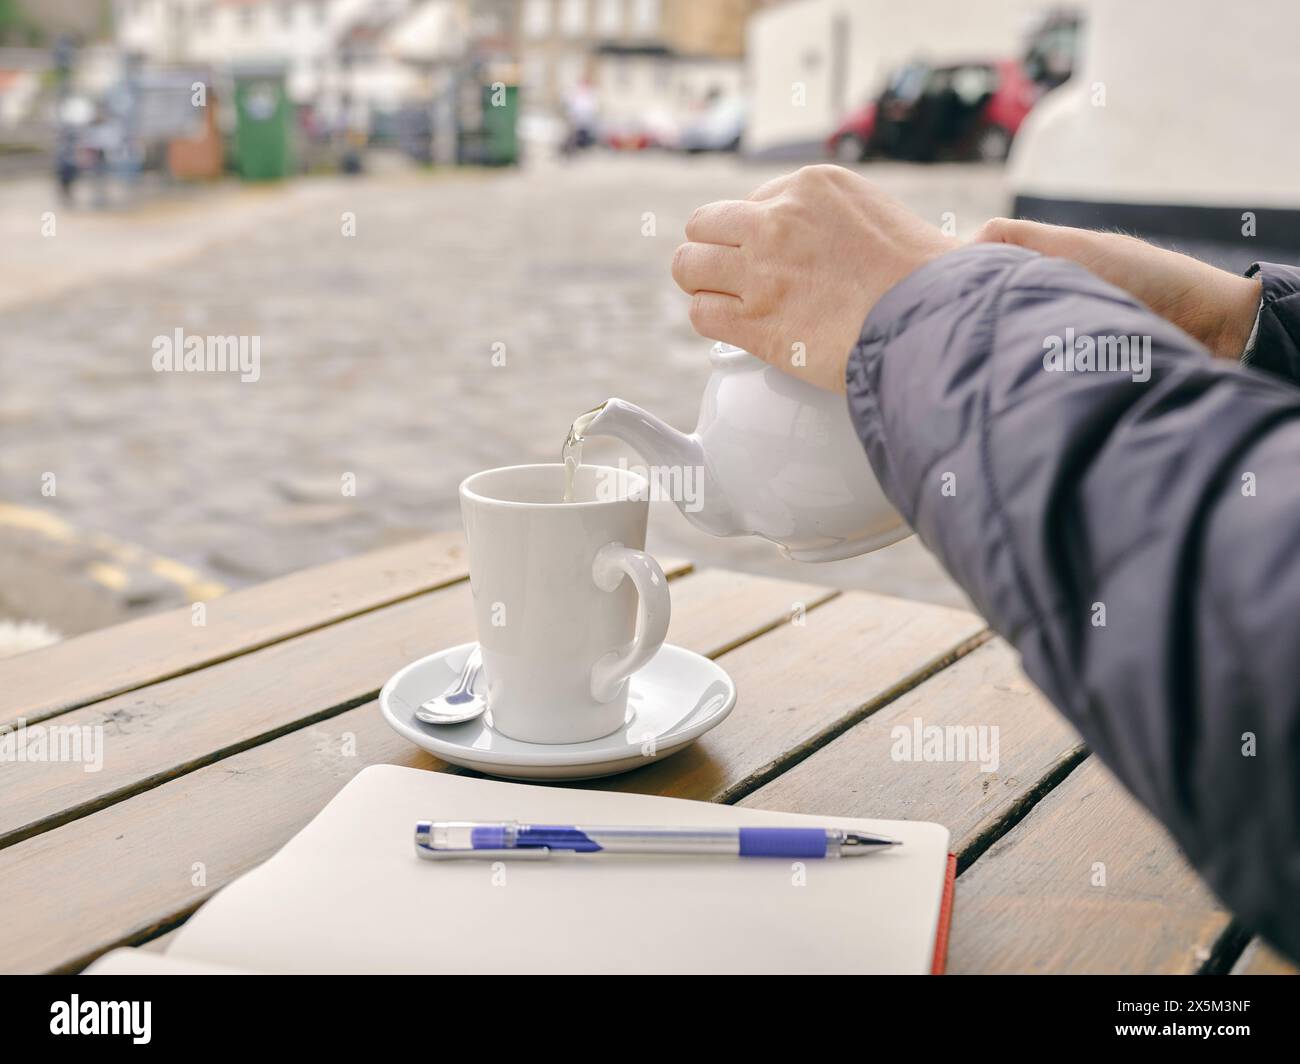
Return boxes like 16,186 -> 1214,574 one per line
0,589 -> 983,973
737,639 -> 1085,859
592,592 -> 988,802
665,568 -> 837,657
0,533 -> 469,727
1231,938 -> 1299,975
0,534 -> 687,730
0,566 -> 820,850
947,757 -> 1232,974
0,709 -> 449,974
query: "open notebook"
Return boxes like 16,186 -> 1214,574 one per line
87,765 -> 956,975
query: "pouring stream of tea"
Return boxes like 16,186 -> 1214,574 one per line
562,404 -> 605,503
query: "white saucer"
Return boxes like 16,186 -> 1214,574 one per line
379,642 -> 737,780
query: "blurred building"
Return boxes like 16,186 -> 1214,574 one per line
2,0 -> 110,44
113,1 -> 412,117
0,1 -> 110,135
107,0 -> 521,158
72,2 -> 761,157
517,0 -> 755,145
745,0 -> 1091,157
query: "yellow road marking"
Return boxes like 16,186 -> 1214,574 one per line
86,561 -> 129,591
0,504 -> 76,543
2,503 -> 228,602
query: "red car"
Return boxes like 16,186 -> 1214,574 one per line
828,58 -> 1041,163
827,100 -> 879,163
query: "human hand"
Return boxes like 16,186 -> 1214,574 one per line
672,165 -> 958,393
971,218 -> 1262,359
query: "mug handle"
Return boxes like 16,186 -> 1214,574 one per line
589,542 -> 671,703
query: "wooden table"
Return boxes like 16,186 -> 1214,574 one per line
1,534 -> 1293,975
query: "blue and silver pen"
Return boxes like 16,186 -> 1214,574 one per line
414,820 -> 900,860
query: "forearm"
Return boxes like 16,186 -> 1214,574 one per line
847,243 -> 1300,960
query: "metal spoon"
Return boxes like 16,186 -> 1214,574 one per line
416,647 -> 485,725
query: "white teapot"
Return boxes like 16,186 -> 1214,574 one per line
580,343 -> 910,562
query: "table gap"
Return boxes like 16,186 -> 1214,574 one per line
715,629 -> 994,807
953,743 -> 1089,873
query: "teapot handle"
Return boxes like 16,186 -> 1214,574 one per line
589,543 -> 671,703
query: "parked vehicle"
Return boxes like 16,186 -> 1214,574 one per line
679,95 -> 745,153
603,121 -> 652,151
827,100 -> 877,162
602,108 -> 680,152
828,12 -> 1080,164
827,62 -> 922,162
1022,8 -> 1082,91
830,59 -> 1038,163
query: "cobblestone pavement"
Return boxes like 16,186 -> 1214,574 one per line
0,154 -> 1009,629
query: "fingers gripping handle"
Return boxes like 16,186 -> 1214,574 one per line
590,543 -> 671,703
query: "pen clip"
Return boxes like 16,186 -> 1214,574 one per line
415,845 -> 551,861
414,824 -> 551,860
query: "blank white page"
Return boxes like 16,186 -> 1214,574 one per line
165,764 -> 950,974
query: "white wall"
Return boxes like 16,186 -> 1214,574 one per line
745,0 -> 1067,155
1010,0 -> 1300,208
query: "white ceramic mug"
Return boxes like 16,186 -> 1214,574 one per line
458,463 -> 672,744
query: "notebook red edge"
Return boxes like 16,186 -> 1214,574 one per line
930,853 -> 957,975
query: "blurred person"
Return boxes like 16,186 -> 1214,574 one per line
561,79 -> 598,156
81,111 -> 120,209
672,164 -> 1300,961
54,131 -> 78,204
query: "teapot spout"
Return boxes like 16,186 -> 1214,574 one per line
585,398 -> 703,471
582,399 -> 739,537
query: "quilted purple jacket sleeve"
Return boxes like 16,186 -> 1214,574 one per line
846,243 -> 1300,962
1243,261 -> 1300,384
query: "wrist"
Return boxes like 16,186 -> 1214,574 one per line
1207,274 -> 1263,360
